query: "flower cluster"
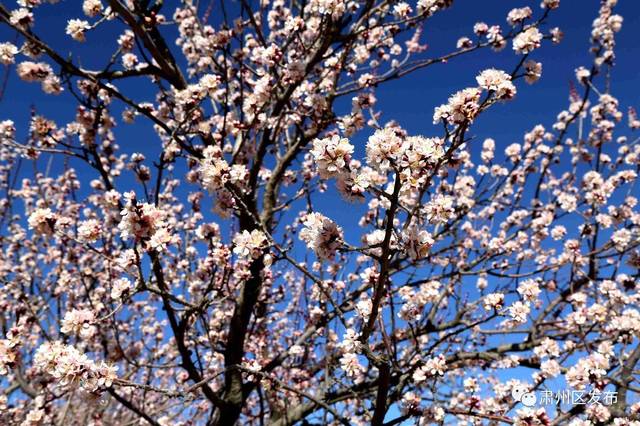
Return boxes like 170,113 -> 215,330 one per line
513,27 -> 543,54
476,68 -> 516,100
82,0 -> 103,17
338,328 -> 364,378
424,194 -> 455,224
434,67 -> 522,125
233,229 -> 268,260
401,225 -> 435,260
16,61 -> 62,94
310,135 -> 354,179
199,146 -> 231,192
483,293 -> 505,311
28,207 -> 57,236
413,355 -> 446,383
367,129 -> 445,177
111,277 -> 132,300
398,281 -> 441,321
565,352 -> 610,390
433,87 -> 481,125
507,7 -> 532,26
0,42 -> 18,65
34,341 -> 117,393
309,134 -> 373,201
118,192 -> 173,252
0,339 -> 17,375
77,219 -> 102,243
66,19 -> 90,42
508,301 -> 531,324
60,308 -> 97,338
197,146 -> 248,216
299,212 -> 344,260
524,60 -> 543,84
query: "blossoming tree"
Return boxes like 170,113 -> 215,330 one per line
0,0 -> 639,425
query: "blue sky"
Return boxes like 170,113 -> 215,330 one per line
2,1 -> 639,152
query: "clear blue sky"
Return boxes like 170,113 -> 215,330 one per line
2,0 -> 639,153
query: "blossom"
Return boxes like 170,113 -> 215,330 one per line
199,74 -> 221,95
508,301 -> 530,323
401,136 -> 445,168
540,0 -> 560,10
401,392 -> 422,414
355,298 -> 372,320
533,338 -> 560,358
517,279 -> 541,302
487,25 -> 506,50
60,308 -> 96,338
483,293 -> 504,311
513,27 -> 543,54
148,227 -> 173,252
366,127 -> 404,171
481,138 -> 495,163
17,61 -> 53,83
474,22 -> 489,35
476,68 -> 516,99
413,355 -> 446,383
82,0 -> 103,17
566,354 -> 609,390
288,345 -> 304,356
424,194 -> 455,224
402,226 -> 434,260
433,87 -> 481,125
118,192 -> 174,251
612,229 -> 632,251
0,340 -> 17,375
0,42 -> 18,65
311,135 -> 354,178
340,353 -> 364,377
9,8 -> 33,28
540,359 -> 561,378
513,408 -> 551,426
393,2 -> 412,18
339,328 -> 362,354
309,0 -> 346,20
505,143 -> 522,160
606,309 -> 640,336
199,146 -> 230,192
77,219 -> 102,242
551,225 -> 566,240
122,53 -> 138,69
95,362 -> 118,388
66,19 -> 90,42
233,229 -> 268,259
417,0 -> 452,15
104,189 -> 121,207
575,66 -> 591,82
299,212 -> 343,260
34,341 -> 116,392
524,60 -> 543,84
582,171 -> 614,205
111,278 -> 132,300
507,7 -> 532,26
28,208 -> 57,236
335,170 -> 371,201
557,193 -> 577,212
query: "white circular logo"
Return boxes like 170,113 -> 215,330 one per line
512,385 -> 537,407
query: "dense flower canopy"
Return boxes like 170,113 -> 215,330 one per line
0,0 -> 639,425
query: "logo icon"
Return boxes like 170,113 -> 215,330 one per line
512,385 -> 537,407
